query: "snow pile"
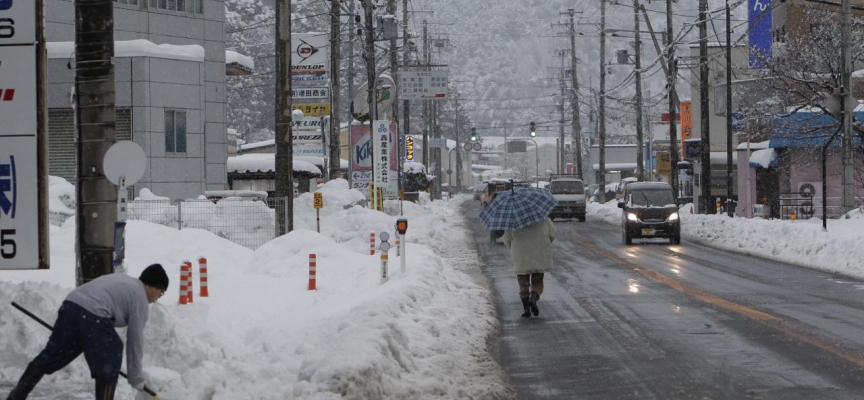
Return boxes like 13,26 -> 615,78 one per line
0,183 -> 509,399
588,200 -> 864,279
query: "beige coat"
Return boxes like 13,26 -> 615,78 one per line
502,218 -> 556,275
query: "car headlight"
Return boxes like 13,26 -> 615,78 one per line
667,212 -> 679,222
627,213 -> 639,222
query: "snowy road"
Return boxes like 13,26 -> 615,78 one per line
464,201 -> 864,399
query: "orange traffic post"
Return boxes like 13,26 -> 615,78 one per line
370,232 -> 376,255
179,263 -> 189,305
185,261 -> 194,303
198,257 -> 209,297
308,254 -> 317,290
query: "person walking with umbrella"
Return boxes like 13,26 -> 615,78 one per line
503,217 -> 556,317
479,182 -> 558,318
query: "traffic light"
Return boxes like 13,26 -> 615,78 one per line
529,121 -> 536,137
470,127 -> 477,141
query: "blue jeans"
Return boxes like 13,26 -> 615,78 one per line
33,301 -> 123,383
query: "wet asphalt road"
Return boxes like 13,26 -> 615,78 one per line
464,201 -> 864,400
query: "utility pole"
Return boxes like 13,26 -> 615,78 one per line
567,9 -> 584,180
726,1 -> 734,217
388,0 -> 401,197
598,0 -> 607,203
422,21 -> 429,173
330,0 -> 341,180
347,0 -> 356,118
455,99 -> 462,192
403,0 -> 411,170
667,0 -> 679,200
274,0 -> 293,235
75,0 -> 117,286
559,50 -> 567,174
841,0 -> 855,213
363,0 -> 378,206
699,0 -> 711,213
633,0 -> 644,182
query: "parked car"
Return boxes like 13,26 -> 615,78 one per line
615,177 -> 639,199
547,175 -> 586,221
618,182 -> 680,245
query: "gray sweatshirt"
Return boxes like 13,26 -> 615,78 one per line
65,273 -> 150,386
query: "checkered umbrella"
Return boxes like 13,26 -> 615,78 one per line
478,186 -> 558,232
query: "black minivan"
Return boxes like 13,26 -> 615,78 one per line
617,182 -> 681,245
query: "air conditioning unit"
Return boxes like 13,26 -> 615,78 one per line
797,181 -> 823,218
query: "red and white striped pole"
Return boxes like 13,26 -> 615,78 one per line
185,261 -> 194,304
370,232 -> 376,255
308,254 -> 317,290
198,257 -> 209,297
179,263 -> 189,305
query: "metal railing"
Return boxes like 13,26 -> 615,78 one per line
128,197 -> 289,250
778,193 -> 844,220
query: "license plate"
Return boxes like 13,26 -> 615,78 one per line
562,208 -> 572,213
641,228 -> 655,236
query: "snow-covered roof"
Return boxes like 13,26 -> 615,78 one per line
736,140 -> 771,150
226,50 -> 255,76
227,154 -> 321,176
240,139 -> 276,151
47,40 -> 205,62
592,162 -> 637,170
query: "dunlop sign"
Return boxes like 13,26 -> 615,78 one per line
404,135 -> 414,161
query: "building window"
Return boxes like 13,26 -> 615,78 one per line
114,0 -> 139,5
165,110 -> 187,153
149,0 -> 201,13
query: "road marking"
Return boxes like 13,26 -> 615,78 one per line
574,235 -> 864,369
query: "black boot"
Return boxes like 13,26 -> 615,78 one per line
7,362 -> 45,400
520,297 -> 531,318
529,291 -> 540,316
94,379 -> 116,400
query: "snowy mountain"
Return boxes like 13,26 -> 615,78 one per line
225,0 -> 747,144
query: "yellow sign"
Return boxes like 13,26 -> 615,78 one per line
681,101 -> 693,140
313,192 -> 323,209
405,135 -> 414,161
292,103 -> 330,116
657,151 -> 671,175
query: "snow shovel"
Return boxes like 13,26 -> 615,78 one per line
11,301 -> 161,399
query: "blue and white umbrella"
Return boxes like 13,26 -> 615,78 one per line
478,186 -> 557,232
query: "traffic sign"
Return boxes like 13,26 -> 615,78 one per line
446,168 -> 452,175
463,143 -> 471,151
472,142 -> 482,151
313,192 -> 323,209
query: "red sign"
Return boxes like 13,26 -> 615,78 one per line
0,88 -> 14,101
660,113 -> 681,123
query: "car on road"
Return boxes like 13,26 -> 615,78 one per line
618,182 -> 680,245
547,175 -> 586,221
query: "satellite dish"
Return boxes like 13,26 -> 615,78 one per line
103,141 -> 147,185
350,73 -> 396,121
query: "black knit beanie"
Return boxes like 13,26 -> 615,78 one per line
139,264 -> 169,291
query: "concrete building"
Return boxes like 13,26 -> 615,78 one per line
44,0 -> 247,200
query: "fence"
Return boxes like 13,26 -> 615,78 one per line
127,197 -> 290,250
778,193 -> 845,220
